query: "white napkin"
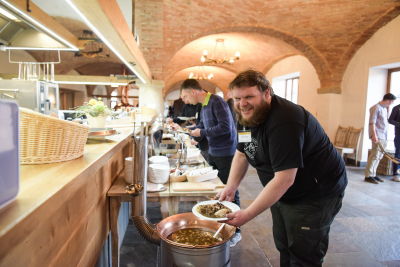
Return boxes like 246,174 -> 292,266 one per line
147,182 -> 167,192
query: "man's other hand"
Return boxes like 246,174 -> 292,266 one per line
171,123 -> 180,131
190,139 -> 198,146
190,128 -> 201,137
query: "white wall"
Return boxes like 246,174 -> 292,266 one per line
137,80 -> 164,115
215,87 -> 224,98
59,69 -> 87,107
266,55 -> 320,119
341,15 -> 400,163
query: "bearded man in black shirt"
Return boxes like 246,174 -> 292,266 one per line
217,70 -> 347,267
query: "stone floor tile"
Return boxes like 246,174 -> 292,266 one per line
326,233 -> 362,254
363,215 -> 400,231
240,182 -> 264,195
230,229 -> 260,251
249,228 -> 280,259
355,205 -> 399,216
379,260 -> 400,267
267,256 -> 280,267
323,252 -> 384,267
335,217 -> 384,232
335,205 -> 376,218
119,242 -> 158,267
345,231 -> 400,261
330,219 -> 353,234
230,248 -> 272,267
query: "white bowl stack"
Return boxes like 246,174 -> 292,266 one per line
124,157 -> 133,184
149,156 -> 169,166
148,164 -> 170,184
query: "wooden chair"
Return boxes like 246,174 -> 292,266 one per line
335,126 -> 363,166
334,125 -> 350,147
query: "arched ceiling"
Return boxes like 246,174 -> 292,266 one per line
163,32 -> 302,94
165,66 -> 238,95
136,0 -> 400,93
27,0 -> 400,96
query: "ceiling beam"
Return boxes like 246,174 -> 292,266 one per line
66,0 -> 152,84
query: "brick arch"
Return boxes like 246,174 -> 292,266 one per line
164,80 -> 220,97
165,66 -> 237,96
262,53 -> 303,74
164,25 -> 332,89
331,4 -> 400,90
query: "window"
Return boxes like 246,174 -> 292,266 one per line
285,77 -> 299,104
386,67 -> 400,145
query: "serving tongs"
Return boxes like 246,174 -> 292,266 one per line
126,121 -> 144,196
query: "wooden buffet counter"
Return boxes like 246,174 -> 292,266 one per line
0,121 -> 137,267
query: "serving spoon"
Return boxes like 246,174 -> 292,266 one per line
213,223 -> 225,239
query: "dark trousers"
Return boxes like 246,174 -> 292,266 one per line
208,154 -> 241,233
394,135 -> 400,175
200,150 -> 209,164
270,192 -> 344,267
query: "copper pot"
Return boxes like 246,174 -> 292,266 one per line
156,212 -> 236,248
155,212 -> 236,267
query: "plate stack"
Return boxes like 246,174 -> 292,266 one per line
148,164 -> 170,184
149,156 -> 169,166
124,157 -> 133,184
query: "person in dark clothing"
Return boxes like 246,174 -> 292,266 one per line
167,103 -> 197,126
389,104 -> 400,182
225,91 -> 237,128
217,69 -> 347,267
173,98 -> 184,118
168,103 -> 174,118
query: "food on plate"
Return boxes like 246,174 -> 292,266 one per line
196,203 -> 232,218
167,228 -> 223,246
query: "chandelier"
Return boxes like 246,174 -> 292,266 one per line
201,39 -> 240,65
189,65 -> 213,80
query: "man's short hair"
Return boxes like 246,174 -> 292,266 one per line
180,79 -> 202,94
383,93 -> 396,101
229,69 -> 274,96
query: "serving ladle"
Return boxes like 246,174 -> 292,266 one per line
213,223 -> 226,239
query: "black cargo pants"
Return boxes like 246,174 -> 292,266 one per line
270,192 -> 344,267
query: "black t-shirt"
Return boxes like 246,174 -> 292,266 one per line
236,95 -> 347,203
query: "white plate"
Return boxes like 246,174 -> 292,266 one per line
192,200 -> 240,221
178,117 -> 193,120
149,164 -> 170,170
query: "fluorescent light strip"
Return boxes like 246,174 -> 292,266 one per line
0,6 -> 16,19
54,81 -> 127,86
1,0 -> 79,51
64,0 -> 146,84
4,47 -> 77,51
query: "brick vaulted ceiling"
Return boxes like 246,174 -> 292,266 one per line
134,0 -> 400,96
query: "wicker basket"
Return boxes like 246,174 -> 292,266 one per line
19,107 -> 91,164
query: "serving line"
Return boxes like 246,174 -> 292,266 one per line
0,122 -> 137,267
107,148 -> 225,267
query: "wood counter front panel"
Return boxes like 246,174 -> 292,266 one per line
0,136 -> 132,267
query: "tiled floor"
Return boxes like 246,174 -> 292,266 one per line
120,166 -> 400,267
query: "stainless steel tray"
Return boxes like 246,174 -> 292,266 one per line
88,128 -> 118,137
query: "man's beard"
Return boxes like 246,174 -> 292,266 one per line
235,100 -> 271,127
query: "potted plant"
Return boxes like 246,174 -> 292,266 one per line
74,98 -> 114,128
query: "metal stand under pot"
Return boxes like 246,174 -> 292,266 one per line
127,121 -> 236,267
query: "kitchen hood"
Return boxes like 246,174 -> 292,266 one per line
0,0 -> 78,51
